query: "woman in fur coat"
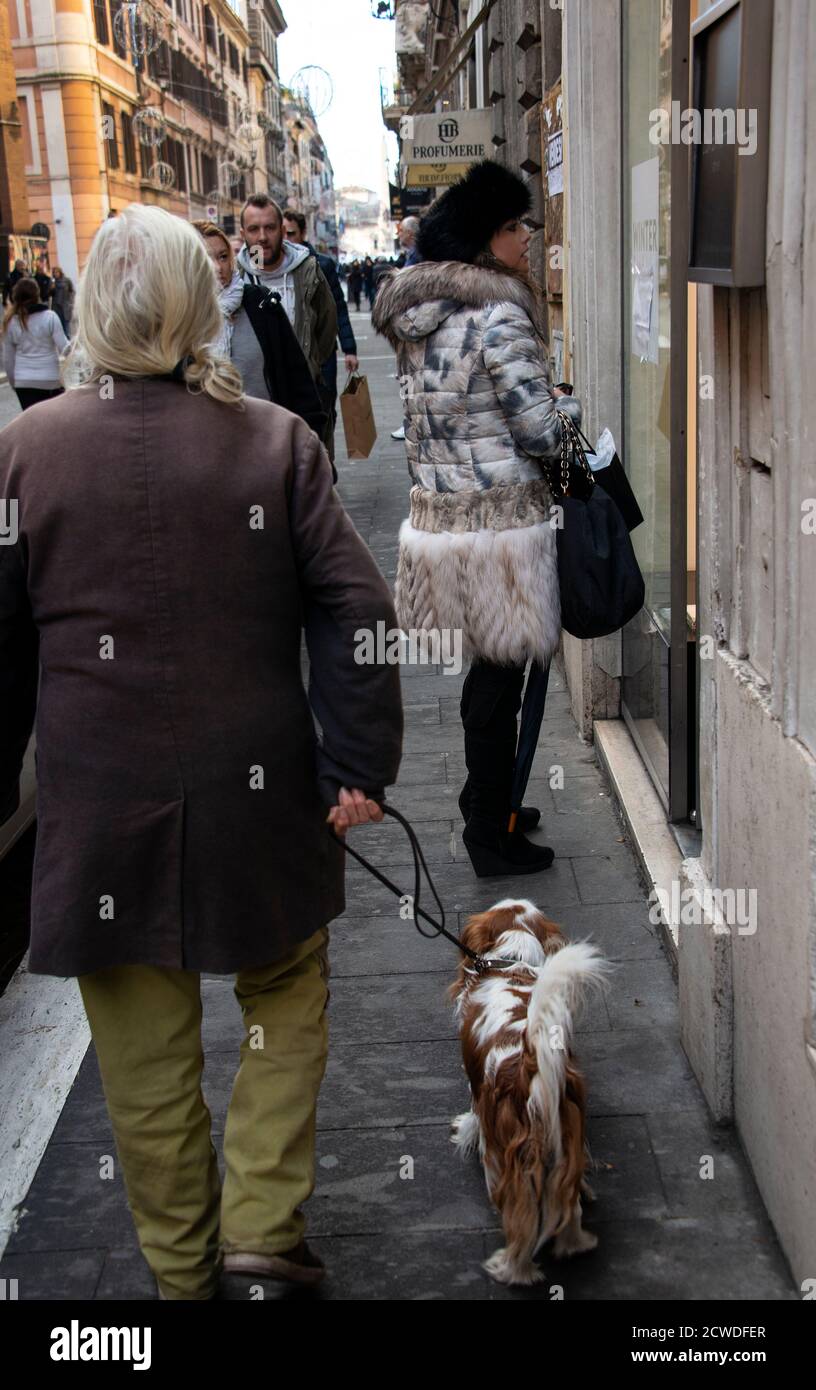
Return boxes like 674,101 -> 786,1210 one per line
372,160 -> 583,878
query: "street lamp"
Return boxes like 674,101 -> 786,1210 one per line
370,1 -> 396,18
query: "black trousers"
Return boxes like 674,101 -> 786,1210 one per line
460,659 -> 527,829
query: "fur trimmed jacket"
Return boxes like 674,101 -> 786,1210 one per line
372,259 -> 583,667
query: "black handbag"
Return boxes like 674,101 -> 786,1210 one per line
545,413 -> 645,640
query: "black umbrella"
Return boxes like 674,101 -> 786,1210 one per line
508,660 -> 551,833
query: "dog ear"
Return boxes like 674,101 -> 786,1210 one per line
528,909 -> 566,954
462,907 -> 519,956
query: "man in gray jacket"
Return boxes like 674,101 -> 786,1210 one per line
237,194 -> 337,391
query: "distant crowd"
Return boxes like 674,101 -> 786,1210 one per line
0,203 -> 422,469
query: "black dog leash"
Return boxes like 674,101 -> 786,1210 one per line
328,803 -> 516,974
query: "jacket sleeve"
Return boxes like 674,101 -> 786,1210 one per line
482,302 -> 583,461
0,529 -> 39,824
287,422 -> 403,806
323,257 -> 357,355
311,263 -> 339,367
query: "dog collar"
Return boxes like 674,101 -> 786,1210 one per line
467,956 -> 519,975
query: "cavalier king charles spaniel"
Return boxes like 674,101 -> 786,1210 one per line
449,899 -> 609,1286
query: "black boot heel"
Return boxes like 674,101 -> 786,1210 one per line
462,829 -> 555,879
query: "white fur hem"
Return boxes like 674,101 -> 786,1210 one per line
395,516 -> 562,667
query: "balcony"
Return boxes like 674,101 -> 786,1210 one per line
380,69 -> 414,132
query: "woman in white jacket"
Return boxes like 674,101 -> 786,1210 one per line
3,276 -> 68,411
373,160 -> 583,878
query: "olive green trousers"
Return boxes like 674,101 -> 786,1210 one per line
78,926 -> 330,1300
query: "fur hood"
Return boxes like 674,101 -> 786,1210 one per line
372,260 -> 543,347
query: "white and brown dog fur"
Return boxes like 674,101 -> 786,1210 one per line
449,899 -> 609,1285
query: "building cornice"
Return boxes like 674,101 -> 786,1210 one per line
267,1 -> 287,37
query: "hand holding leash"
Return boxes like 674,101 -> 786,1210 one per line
326,786 -> 385,835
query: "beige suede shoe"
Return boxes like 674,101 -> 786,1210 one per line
222,1241 -> 326,1287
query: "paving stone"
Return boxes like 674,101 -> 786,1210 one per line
200,1040 -> 469,1138
304,1231 -> 493,1301
4,1142 -> 139,1254
571,852 -> 647,904
547,900 -> 665,961
486,1215 -> 797,1301
393,752 -> 447,787
603,955 -> 680,1029
306,1124 -> 490,1236
646,1109 -> 767,1218
577,1028 -> 705,1116
49,1048 -> 111,1145
328,915 -> 460,974
584,1115 -> 668,1224
340,838 -> 583,916
0,1248 -> 106,1300
339,818 -> 456,866
528,807 -> 635,858
95,1246 -> 158,1301
398,699 -> 442,726
326,968 -> 609,1045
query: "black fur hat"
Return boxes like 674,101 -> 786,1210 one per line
415,159 -> 532,264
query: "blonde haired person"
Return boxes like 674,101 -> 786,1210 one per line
0,203 -> 402,1299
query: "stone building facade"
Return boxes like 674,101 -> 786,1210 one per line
4,0 -> 289,275
282,86 -> 336,254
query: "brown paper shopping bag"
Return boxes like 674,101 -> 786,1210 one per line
340,372 -> 377,459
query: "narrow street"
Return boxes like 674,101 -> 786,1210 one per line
0,325 -> 796,1301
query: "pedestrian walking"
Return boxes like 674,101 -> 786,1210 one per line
373,159 -> 583,878
34,262 -> 54,309
50,266 -> 76,336
2,276 -> 68,411
194,219 -> 328,442
362,255 -> 375,308
236,195 -> 337,457
2,259 -> 27,306
398,216 -> 422,267
282,209 -> 359,464
347,259 -> 363,311
0,204 -> 403,1300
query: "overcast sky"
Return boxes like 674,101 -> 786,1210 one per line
278,0 -> 398,193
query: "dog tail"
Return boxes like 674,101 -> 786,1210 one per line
525,942 -> 609,1148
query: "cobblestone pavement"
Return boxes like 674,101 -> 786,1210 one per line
0,318 -> 796,1301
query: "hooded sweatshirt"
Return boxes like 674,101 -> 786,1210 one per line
237,240 -> 309,328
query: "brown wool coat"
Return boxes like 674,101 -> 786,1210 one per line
0,379 -> 403,977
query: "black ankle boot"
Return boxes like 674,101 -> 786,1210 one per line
458,781 -> 541,834
462,818 -> 554,879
